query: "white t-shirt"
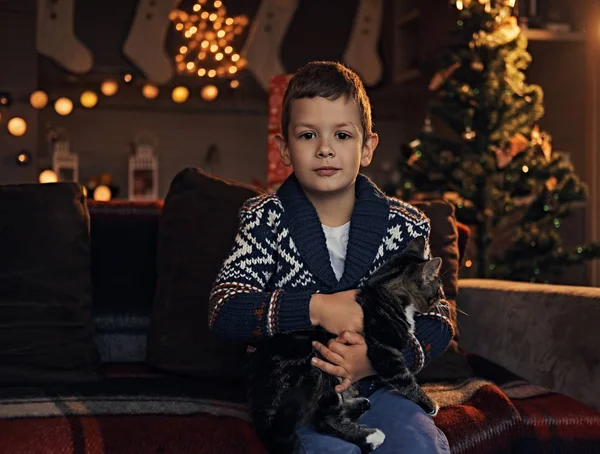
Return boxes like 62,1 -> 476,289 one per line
322,222 -> 350,281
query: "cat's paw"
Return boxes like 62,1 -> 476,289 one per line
427,403 -> 440,417
365,429 -> 385,451
419,397 -> 439,417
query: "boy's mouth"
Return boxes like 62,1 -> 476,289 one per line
314,166 -> 340,176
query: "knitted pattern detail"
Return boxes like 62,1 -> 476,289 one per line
208,174 -> 454,371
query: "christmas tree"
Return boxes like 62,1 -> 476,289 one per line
385,0 -> 600,282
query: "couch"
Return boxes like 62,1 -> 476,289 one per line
1,169 -> 600,454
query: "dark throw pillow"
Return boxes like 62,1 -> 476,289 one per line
147,168 -> 263,379
411,200 -> 474,382
0,183 -> 100,383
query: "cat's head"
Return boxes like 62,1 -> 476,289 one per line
366,236 -> 444,313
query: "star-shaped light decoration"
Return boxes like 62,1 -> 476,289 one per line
170,0 -> 248,87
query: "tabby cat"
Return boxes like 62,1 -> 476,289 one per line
247,236 -> 445,453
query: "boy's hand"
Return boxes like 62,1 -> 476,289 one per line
311,331 -> 376,393
309,290 -> 363,335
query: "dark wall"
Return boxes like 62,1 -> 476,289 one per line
1,0 -> 405,194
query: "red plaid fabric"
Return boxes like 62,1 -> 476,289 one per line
513,393 -> 600,454
2,361 -> 599,454
267,74 -> 293,189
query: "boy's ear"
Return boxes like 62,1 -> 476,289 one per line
275,134 -> 292,167
361,133 -> 379,167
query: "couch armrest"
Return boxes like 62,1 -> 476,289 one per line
457,278 -> 600,411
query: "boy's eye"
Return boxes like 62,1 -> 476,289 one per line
299,132 -> 315,140
336,132 -> 351,140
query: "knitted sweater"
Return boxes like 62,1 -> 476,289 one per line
208,173 -> 454,373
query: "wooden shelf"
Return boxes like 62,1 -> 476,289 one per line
523,28 -> 586,42
396,8 -> 421,27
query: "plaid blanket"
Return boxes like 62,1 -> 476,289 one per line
0,366 -> 550,421
2,363 -> 600,454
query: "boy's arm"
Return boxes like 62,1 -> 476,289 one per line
208,198 -> 314,341
405,302 -> 455,373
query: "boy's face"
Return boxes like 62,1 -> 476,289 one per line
276,96 -> 378,198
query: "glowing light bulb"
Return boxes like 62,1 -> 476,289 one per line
224,46 -> 233,54
231,53 -> 240,62
7,117 -> 27,136
80,91 -> 98,108
30,90 -> 48,109
215,52 -> 224,61
201,84 -> 219,101
208,69 -> 216,78
228,66 -> 237,74
93,185 -> 112,201
39,169 -> 58,184
54,97 -> 73,116
101,79 -> 118,96
142,84 -> 159,99
16,150 -> 31,165
172,86 -> 190,103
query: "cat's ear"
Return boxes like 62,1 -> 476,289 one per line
404,236 -> 427,259
422,257 -> 442,281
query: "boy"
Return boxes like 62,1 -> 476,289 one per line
209,61 -> 452,453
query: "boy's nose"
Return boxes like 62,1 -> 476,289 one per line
316,141 -> 335,158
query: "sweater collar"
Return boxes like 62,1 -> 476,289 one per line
277,173 -> 390,291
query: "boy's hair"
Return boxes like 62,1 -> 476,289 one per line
280,61 -> 373,143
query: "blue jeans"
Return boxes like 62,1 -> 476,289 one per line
296,386 -> 450,454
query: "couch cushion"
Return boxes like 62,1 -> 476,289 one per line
412,200 -> 460,306
0,182 -> 100,383
87,201 -> 163,363
147,168 -> 263,378
411,200 -> 474,381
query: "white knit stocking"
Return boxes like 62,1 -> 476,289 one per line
36,0 -> 93,74
241,0 -> 298,91
123,0 -> 182,84
343,0 -> 384,86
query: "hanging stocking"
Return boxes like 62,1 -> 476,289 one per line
36,0 -> 93,74
343,0 -> 384,86
241,0 -> 298,91
123,0 -> 181,85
